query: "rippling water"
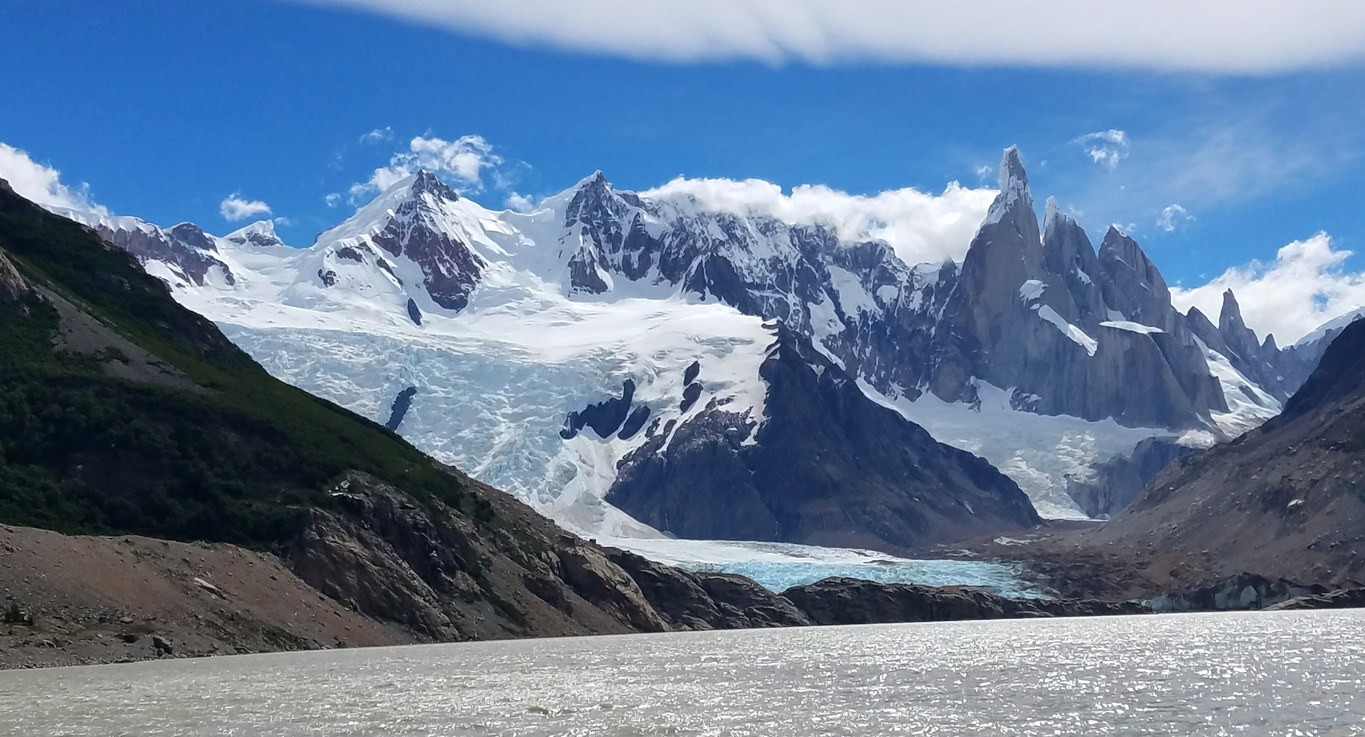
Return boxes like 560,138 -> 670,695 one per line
6,611 -> 1364,736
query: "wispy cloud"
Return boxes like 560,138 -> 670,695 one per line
643,177 -> 996,266
344,134 -> 503,203
1156,203 -> 1192,232
1171,233 -> 1365,344
0,142 -> 108,215
1049,113 -> 1358,240
288,0 -> 1365,73
219,193 -> 273,221
1075,129 -> 1130,171
360,126 -> 393,144
504,192 -> 536,212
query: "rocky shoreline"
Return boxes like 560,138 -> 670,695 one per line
8,503 -> 1360,671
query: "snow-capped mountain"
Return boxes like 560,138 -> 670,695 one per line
59,147 -> 1338,536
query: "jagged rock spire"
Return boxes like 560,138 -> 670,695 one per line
1219,289 -> 1247,333
982,146 -> 1034,230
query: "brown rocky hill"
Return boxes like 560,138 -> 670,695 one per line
1087,317 -> 1365,587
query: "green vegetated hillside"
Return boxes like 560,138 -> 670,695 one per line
0,180 -> 485,545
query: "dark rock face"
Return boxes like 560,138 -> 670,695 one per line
562,380 -> 637,439
683,360 -> 701,386
604,549 -> 811,629
384,386 -> 418,432
405,298 -> 423,326
88,218 -> 234,288
618,405 -> 650,440
367,180 -> 484,312
287,472 -> 676,640
1146,573 -> 1329,613
1066,438 -> 1194,518
563,172 -> 657,294
927,169 -> 1225,429
608,325 -> 1040,551
1091,319 -> 1365,587
781,577 -> 1147,626
326,170 -> 484,312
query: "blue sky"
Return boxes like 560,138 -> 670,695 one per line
3,0 -> 1365,340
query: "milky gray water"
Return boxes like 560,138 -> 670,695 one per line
5,611 -> 1364,736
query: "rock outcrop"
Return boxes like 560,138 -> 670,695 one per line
608,325 -> 1041,551
1145,573 -> 1329,613
288,472 -> 678,641
223,219 -> 285,249
781,577 -> 1147,626
69,213 -> 235,288
360,172 -> 485,311
605,549 -> 811,629
0,248 -> 29,303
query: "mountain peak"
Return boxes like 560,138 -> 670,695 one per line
225,219 -> 284,249
570,169 -> 612,193
999,146 -> 1028,191
167,222 -> 218,253
1220,289 -> 1245,329
981,146 -> 1034,228
409,170 -> 460,202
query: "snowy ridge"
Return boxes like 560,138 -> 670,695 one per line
56,152 -> 1332,527
1295,306 -> 1365,348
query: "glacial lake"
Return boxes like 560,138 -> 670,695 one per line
5,610 -> 1364,736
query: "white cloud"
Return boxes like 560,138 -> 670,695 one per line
504,192 -> 536,212
1076,129 -> 1130,171
642,177 -> 996,266
1171,233 -> 1365,344
219,193 -> 273,221
0,142 -> 108,215
1157,203 -> 1192,232
288,0 -> 1365,73
325,192 -> 343,208
360,126 -> 393,143
345,134 -> 502,203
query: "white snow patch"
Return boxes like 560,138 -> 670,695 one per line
1018,279 -> 1046,301
1196,338 -> 1282,437
1099,320 -> 1164,335
1036,305 -> 1098,356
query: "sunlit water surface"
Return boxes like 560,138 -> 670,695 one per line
5,611 -> 1364,736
